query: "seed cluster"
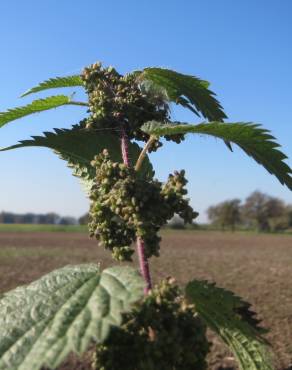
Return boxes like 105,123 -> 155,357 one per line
93,278 -> 210,370
81,62 -> 184,146
89,151 -> 198,261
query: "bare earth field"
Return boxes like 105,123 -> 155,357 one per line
0,230 -> 291,370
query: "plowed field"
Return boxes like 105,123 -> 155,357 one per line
0,230 -> 291,369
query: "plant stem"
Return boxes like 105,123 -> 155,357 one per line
120,127 -> 152,294
68,101 -> 89,107
121,128 -> 130,167
136,236 -> 152,293
134,136 -> 156,172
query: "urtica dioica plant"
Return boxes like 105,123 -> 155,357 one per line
0,62 -> 291,370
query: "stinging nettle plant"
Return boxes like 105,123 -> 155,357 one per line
0,61 -> 291,370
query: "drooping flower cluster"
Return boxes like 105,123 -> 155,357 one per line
88,150 -> 198,261
93,278 -> 210,370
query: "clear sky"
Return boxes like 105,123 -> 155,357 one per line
0,0 -> 291,222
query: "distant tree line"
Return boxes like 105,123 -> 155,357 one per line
207,191 -> 292,232
3,190 -> 291,232
0,212 -> 78,225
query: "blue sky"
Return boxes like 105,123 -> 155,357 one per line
0,0 -> 291,222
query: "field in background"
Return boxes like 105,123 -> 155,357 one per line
1,222 -> 292,235
0,224 -> 87,233
0,229 -> 291,370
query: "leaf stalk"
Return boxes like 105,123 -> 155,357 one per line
135,135 -> 156,172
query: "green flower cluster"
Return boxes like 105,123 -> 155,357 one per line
81,62 -> 185,147
93,278 -> 210,370
81,62 -> 168,142
88,151 -> 198,261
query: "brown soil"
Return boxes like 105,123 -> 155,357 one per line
0,230 -> 291,369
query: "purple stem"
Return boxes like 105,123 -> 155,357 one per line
136,236 -> 152,294
121,128 -> 130,168
120,128 -> 152,294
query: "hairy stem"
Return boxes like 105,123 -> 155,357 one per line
120,128 -> 152,294
135,135 -> 156,172
136,236 -> 152,293
121,128 -> 130,167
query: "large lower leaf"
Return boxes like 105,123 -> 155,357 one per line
141,121 -> 292,190
20,75 -> 83,97
0,126 -> 154,190
0,264 -> 144,370
186,280 -> 273,370
0,95 -> 87,128
134,67 -> 227,121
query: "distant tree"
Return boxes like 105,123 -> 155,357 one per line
242,191 -> 285,231
168,214 -> 185,229
22,213 -> 39,224
38,213 -> 60,224
285,205 -> 292,228
207,199 -> 241,231
59,216 -> 77,225
79,213 -> 89,225
270,205 -> 292,232
0,212 -> 16,224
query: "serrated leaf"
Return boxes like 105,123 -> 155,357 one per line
20,75 -> 83,97
136,67 -> 227,121
0,95 -> 86,128
141,121 -> 292,190
0,264 -> 144,370
0,126 -> 154,189
186,280 -> 274,370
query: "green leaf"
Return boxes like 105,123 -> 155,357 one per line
0,126 -> 154,189
20,75 -> 83,97
136,67 -> 227,121
0,95 -> 86,128
186,280 -> 274,370
0,264 -> 144,370
141,121 -> 292,190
